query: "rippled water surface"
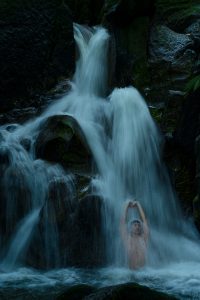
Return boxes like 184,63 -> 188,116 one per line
0,263 -> 200,299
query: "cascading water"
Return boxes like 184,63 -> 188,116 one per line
0,23 -> 200,299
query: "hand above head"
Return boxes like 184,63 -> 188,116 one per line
128,200 -> 137,208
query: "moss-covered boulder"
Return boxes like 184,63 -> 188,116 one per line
35,115 -> 92,174
0,0 -> 75,113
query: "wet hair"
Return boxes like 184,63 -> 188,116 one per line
131,219 -> 141,225
129,219 -> 143,234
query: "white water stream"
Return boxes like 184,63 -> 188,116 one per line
0,24 -> 200,299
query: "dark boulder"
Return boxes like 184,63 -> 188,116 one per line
148,25 -> 196,103
71,194 -> 105,267
57,283 -> 177,300
0,0 -> 75,113
194,134 -> 200,229
57,284 -> 97,300
35,115 -> 92,174
26,174 -> 76,269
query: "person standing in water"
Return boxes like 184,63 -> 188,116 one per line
120,200 -> 149,269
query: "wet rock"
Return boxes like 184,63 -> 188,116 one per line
84,283 -> 177,300
148,25 -> 196,102
102,0 -> 153,91
175,89 -> 200,156
57,284 -> 96,300
149,24 -> 194,64
163,89 -> 200,215
44,176 -> 76,225
20,138 -> 31,151
75,174 -> 92,199
0,145 -> 10,166
193,195 -> 200,232
35,115 -> 92,174
0,0 -> 75,113
113,17 -> 150,90
185,20 -> 200,49
196,135 -> 200,199
0,107 -> 38,125
5,124 -> 20,132
27,174 -> 76,269
71,194 -> 105,267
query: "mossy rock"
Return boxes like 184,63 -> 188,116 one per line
35,115 -> 92,174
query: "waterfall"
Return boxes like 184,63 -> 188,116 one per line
0,23 -> 200,272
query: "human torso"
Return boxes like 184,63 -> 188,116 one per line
126,235 -> 147,269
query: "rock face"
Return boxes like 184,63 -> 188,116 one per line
148,25 -> 196,102
0,0 -> 75,112
102,1 -> 153,90
35,115 -> 92,174
27,192 -> 105,269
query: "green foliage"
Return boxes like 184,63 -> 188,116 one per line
185,75 -> 200,94
149,107 -> 164,124
155,0 -> 200,24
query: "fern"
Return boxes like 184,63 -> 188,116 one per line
185,75 -> 200,94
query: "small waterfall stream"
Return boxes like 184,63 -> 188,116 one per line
0,24 -> 200,299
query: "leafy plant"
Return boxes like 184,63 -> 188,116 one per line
155,0 -> 200,24
185,75 -> 200,94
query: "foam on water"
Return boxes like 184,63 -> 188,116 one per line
0,265 -> 200,299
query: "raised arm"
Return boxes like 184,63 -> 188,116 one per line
135,201 -> 149,239
120,200 -> 131,242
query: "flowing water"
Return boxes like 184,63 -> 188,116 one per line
0,24 -> 200,299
